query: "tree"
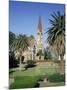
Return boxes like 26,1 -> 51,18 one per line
37,50 -> 43,60
11,34 -> 29,70
47,11 -> 65,60
9,31 -> 16,50
44,48 -> 52,60
28,35 -> 35,47
47,11 -> 65,74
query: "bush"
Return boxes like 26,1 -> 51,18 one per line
53,60 -> 60,63
25,60 -> 36,69
38,75 -> 45,81
9,51 -> 19,68
44,50 -> 52,60
48,73 -> 65,82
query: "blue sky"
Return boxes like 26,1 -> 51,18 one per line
9,1 -> 65,47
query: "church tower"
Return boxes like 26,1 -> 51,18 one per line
36,16 -> 43,54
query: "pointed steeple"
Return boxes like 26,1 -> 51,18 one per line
38,16 -> 42,32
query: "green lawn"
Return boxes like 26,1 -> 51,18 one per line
10,76 -> 42,89
9,62 -> 64,89
10,66 -> 58,77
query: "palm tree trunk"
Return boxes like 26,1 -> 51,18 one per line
19,57 -> 22,71
59,55 -> 64,74
58,55 -> 61,60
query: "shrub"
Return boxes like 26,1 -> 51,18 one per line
9,51 -> 19,68
44,49 -> 52,60
48,73 -> 65,82
53,60 -> 60,63
38,75 -> 45,81
25,60 -> 36,69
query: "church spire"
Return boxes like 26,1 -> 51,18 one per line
38,16 -> 42,32
36,16 -> 44,60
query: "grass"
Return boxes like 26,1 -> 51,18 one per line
9,61 -> 65,89
10,76 -> 41,89
10,66 -> 58,77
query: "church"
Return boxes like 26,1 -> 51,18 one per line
23,16 -> 44,61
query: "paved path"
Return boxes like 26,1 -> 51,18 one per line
39,81 -> 65,87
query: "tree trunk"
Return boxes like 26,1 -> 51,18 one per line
19,57 -> 22,71
58,55 -> 61,60
59,55 -> 65,74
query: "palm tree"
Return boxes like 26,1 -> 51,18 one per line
9,31 -> 16,51
47,12 -> 65,74
47,11 -> 65,61
11,34 -> 29,70
28,35 -> 35,47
